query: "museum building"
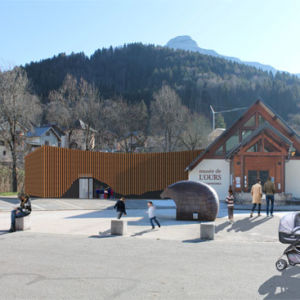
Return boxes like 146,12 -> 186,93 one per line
187,100 -> 300,200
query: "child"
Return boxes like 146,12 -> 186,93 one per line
114,197 -> 127,219
225,186 -> 234,223
147,201 -> 161,230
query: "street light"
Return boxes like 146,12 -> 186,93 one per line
210,105 -> 248,130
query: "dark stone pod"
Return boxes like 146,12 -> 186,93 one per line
161,180 -> 219,221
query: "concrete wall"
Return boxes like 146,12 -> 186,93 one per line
285,160 -> 300,198
189,159 -> 230,200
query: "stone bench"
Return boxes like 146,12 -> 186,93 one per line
15,215 -> 31,231
111,220 -> 127,235
200,222 -> 215,240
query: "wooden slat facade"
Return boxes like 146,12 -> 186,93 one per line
25,146 -> 202,198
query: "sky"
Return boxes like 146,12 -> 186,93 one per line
1,0 -> 300,73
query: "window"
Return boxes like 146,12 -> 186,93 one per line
244,115 -> 256,127
247,140 -> 262,152
242,130 -> 253,140
258,114 -> 265,126
0,141 -> 4,146
225,131 -> 239,153
264,140 -> 280,152
45,131 -> 50,136
215,146 -> 224,155
3,150 -> 6,156
45,141 -> 49,146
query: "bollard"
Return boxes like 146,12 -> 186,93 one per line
111,220 -> 128,235
200,222 -> 215,240
15,215 -> 31,231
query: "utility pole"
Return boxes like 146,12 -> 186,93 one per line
210,105 -> 248,130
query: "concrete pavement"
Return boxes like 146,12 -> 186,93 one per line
0,197 -> 299,299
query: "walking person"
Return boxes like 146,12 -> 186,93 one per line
9,193 -> 32,232
114,197 -> 127,219
264,177 -> 276,217
226,186 -> 234,223
250,178 -> 262,218
147,201 -> 161,230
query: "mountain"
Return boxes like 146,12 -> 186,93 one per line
24,43 -> 300,127
166,35 -> 278,74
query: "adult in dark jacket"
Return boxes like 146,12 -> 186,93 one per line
114,197 -> 127,219
9,193 -> 32,232
263,177 -> 276,217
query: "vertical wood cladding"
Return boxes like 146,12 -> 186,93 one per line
25,146 -> 202,198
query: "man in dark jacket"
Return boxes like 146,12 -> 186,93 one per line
263,177 -> 276,217
114,197 -> 127,219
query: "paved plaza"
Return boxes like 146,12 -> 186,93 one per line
0,197 -> 299,299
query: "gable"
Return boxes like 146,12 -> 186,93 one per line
186,100 -> 300,171
226,125 -> 292,158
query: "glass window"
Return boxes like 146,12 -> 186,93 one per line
215,146 -> 224,155
225,131 -> 239,153
258,114 -> 265,126
264,140 -> 280,152
242,130 -> 253,140
244,115 -> 256,127
247,140 -> 262,152
0,141 -> 4,146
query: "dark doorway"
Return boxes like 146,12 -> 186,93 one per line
248,170 -> 269,191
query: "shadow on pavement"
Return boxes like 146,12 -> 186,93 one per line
89,229 -> 119,239
0,230 -> 10,236
215,221 -> 231,233
89,235 -> 118,239
258,266 -> 300,299
66,209 -> 115,219
182,238 -> 211,243
226,216 -> 271,233
131,229 -> 153,237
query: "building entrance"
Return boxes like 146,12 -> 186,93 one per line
248,170 -> 269,191
79,178 -> 93,199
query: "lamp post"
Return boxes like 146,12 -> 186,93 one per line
210,105 -> 248,130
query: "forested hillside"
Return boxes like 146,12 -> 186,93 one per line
24,43 -> 300,126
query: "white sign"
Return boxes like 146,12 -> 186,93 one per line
198,168 -> 222,185
188,159 -> 230,200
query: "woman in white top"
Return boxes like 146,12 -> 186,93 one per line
147,201 -> 161,229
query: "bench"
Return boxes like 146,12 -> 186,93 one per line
111,220 -> 127,235
15,215 -> 31,231
200,222 -> 215,240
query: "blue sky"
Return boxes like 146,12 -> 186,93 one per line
1,0 -> 300,73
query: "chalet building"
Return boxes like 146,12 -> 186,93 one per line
187,100 -> 300,200
26,125 -> 66,151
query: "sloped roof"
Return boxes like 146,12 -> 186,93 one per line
185,99 -> 300,171
26,126 -> 61,140
225,122 -> 293,159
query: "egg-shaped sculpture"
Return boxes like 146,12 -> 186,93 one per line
161,180 -> 219,221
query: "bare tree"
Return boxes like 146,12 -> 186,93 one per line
150,85 -> 188,152
0,67 -> 42,191
46,74 -> 101,150
101,98 -> 148,152
179,113 -> 210,150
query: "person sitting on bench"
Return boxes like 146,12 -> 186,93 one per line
9,193 -> 32,232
